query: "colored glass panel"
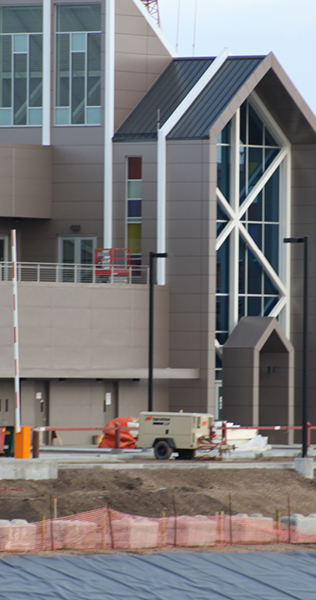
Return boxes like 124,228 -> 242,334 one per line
128,199 -> 142,218
128,157 -> 142,179
128,181 -> 142,199
128,223 -> 142,255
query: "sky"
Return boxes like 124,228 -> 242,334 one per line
158,0 -> 316,115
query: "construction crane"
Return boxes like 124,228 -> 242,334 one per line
140,0 -> 160,26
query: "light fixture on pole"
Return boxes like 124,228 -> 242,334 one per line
148,251 -> 168,412
284,236 -> 309,457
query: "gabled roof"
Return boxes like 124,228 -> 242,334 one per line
114,57 -> 215,140
114,53 -> 316,144
169,56 -> 263,139
224,316 -> 293,353
114,56 -> 263,141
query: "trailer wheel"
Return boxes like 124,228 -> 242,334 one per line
154,440 -> 172,460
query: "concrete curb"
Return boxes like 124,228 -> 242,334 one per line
0,459 -> 58,480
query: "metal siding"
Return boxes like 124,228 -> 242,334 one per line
114,58 -> 214,140
169,57 -> 264,139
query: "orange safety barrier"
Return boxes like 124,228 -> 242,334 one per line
2,508 -> 316,553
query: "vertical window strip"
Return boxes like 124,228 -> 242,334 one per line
55,5 -> 101,126
127,157 -> 142,267
217,101 -> 283,350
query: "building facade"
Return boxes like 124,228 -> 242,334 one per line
0,0 -> 315,443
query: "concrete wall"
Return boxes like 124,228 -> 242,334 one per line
166,140 -> 215,414
0,145 -> 52,219
115,0 -> 171,129
222,348 -> 256,426
0,282 -> 169,377
259,351 -> 291,443
118,379 -> 168,417
290,144 -> 316,440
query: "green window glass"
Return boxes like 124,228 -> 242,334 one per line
56,4 -> 101,126
0,6 -> 42,126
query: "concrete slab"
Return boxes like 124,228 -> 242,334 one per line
56,461 -> 296,470
0,459 -> 58,480
294,457 -> 314,479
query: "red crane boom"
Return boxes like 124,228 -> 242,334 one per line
140,0 -> 160,26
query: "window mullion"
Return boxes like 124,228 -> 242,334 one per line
238,146 -> 288,221
229,110 -> 240,333
240,223 -> 286,297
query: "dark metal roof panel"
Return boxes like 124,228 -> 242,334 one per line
114,58 -> 214,140
169,56 -> 264,139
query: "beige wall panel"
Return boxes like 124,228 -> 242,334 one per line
0,145 -> 51,219
118,380 -> 168,417
114,0 -> 171,129
115,70 -> 147,92
116,14 -> 148,35
0,283 -> 169,377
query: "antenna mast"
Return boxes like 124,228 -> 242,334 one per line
140,1 -> 160,26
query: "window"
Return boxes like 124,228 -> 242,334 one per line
0,6 -> 42,126
127,157 -> 142,267
216,97 -> 290,350
55,4 -> 101,125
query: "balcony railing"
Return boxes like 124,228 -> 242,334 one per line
0,262 -> 149,284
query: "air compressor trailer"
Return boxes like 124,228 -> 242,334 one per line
136,411 -> 214,459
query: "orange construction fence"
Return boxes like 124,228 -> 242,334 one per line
2,508 -> 316,552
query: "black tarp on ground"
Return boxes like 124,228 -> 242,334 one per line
0,552 -> 315,599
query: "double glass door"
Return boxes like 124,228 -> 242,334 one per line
59,237 -> 96,282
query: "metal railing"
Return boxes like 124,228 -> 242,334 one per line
0,262 -> 149,284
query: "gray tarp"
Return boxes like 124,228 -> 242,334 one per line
0,552 -> 315,599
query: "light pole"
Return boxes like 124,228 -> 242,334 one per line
284,236 -> 309,457
148,252 -> 168,412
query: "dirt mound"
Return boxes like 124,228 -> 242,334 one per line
0,467 -> 315,523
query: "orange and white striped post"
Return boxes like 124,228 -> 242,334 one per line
11,229 -> 21,433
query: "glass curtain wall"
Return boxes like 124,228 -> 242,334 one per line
56,4 -> 101,125
216,99 -> 289,381
0,6 -> 42,126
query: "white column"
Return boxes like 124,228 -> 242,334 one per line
157,129 -> 166,284
11,230 -> 21,433
42,0 -> 51,146
228,110 -> 240,333
104,0 -> 115,248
